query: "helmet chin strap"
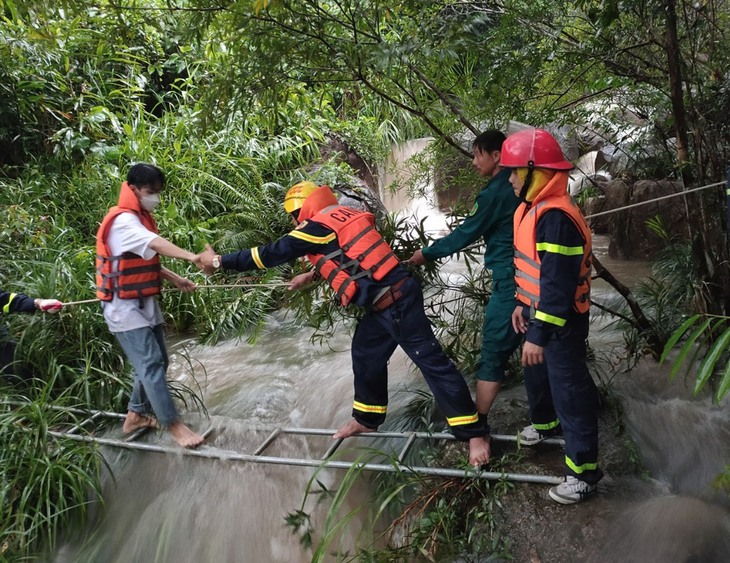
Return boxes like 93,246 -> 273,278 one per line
518,161 -> 535,202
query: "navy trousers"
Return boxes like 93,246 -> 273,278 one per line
524,313 -> 603,484
350,277 -> 486,441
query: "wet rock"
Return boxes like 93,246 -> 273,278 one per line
582,195 -> 610,234
602,179 -> 632,259
601,178 -> 685,260
320,134 -> 377,192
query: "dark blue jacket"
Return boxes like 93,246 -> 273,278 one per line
221,219 -> 408,307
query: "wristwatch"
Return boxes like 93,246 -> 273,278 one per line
212,255 -> 221,269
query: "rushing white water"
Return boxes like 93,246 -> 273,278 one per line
55,313 -> 430,562
378,137 -> 450,237
56,141 -> 730,561
54,138 -> 453,563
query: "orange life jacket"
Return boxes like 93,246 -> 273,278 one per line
306,205 -> 400,306
95,182 -> 162,301
513,172 -> 592,314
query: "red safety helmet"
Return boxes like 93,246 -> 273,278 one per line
500,129 -> 573,170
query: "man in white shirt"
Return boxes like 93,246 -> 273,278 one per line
96,163 -> 203,448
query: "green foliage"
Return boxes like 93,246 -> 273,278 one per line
0,1 -> 206,165
284,450 -> 379,561
638,216 -> 730,401
714,464 -> 730,498
0,393 -> 105,556
285,445 -> 516,561
660,314 -> 730,403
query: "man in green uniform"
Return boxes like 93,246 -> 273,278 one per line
407,130 -> 522,440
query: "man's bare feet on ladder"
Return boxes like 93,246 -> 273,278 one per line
468,436 -> 491,467
122,411 -> 158,434
333,419 -> 376,439
169,421 -> 205,448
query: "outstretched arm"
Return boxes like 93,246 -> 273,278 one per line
200,221 -> 336,275
148,237 -> 199,265
1,291 -> 62,314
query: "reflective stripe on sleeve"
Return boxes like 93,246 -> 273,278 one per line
288,230 -> 337,244
251,247 -> 265,269
535,310 -> 567,327
2,293 -> 17,314
535,242 -> 584,256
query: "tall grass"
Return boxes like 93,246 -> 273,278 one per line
285,446 -> 518,561
0,59 -> 407,560
0,5 -> 446,558
0,390 -> 105,556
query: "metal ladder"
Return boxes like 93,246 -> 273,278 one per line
42,406 -> 564,485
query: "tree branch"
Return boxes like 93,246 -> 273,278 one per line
592,255 -> 663,355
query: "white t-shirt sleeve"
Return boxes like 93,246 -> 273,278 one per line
107,213 -> 159,260
101,211 -> 164,333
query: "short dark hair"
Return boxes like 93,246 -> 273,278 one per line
127,163 -> 165,191
472,130 -> 506,154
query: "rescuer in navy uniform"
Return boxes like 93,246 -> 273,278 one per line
199,182 -> 492,466
0,290 -> 62,381
503,129 -> 603,504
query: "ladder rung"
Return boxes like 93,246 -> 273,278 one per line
252,428 -> 281,456
322,438 -> 344,460
397,433 -> 418,463
124,425 -> 153,442
66,411 -> 105,435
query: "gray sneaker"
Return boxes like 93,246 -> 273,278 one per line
519,425 -> 548,446
549,476 -> 597,504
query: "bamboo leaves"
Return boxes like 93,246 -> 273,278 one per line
660,314 -> 730,402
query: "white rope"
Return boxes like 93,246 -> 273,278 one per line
61,298 -> 101,306
61,282 -> 291,307
51,179 -> 730,307
584,180 -> 725,219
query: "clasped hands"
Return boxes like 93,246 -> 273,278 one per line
192,243 -> 218,276
191,244 -> 317,292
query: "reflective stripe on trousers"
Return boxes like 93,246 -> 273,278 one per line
523,313 -> 602,484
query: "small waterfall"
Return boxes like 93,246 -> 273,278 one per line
378,138 -> 449,236
587,240 -> 730,562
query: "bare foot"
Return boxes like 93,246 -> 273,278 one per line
168,421 -> 205,448
468,436 -> 491,467
122,411 -> 158,434
333,419 -> 376,439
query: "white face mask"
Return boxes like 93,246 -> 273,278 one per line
140,193 -> 160,211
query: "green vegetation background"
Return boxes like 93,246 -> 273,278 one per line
1,1 -> 728,559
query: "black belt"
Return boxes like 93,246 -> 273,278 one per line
371,277 -> 408,312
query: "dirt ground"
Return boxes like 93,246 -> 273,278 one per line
455,381 -> 664,563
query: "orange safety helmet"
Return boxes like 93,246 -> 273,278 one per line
500,129 -> 573,170
283,181 -> 320,214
